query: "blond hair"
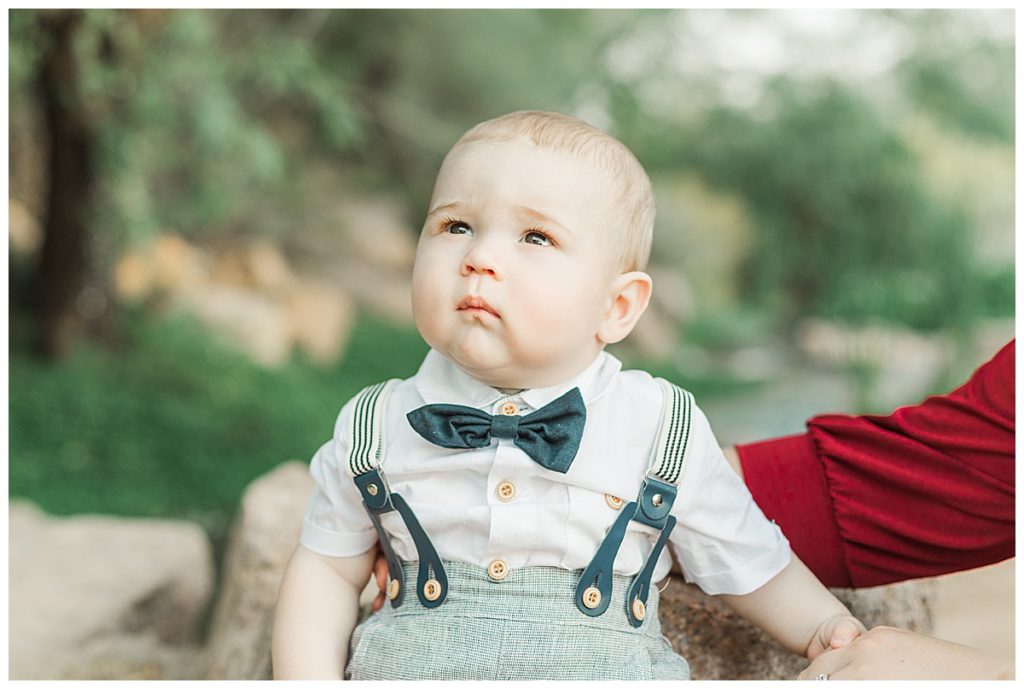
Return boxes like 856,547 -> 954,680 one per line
441,110 -> 654,272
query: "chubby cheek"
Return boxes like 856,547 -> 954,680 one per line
508,280 -> 603,355
411,263 -> 450,348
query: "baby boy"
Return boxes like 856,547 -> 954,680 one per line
272,110 -> 864,680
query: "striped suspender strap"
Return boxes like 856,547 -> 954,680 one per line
624,378 -> 694,626
647,378 -> 694,486
345,379 -> 399,478
574,378 -> 694,626
346,379 -> 448,609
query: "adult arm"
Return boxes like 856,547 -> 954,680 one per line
734,340 -> 1014,588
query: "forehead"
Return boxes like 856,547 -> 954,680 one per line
431,139 -> 617,223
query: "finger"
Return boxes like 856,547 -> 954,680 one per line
829,617 -> 866,649
373,555 -> 388,590
372,591 -> 384,612
797,647 -> 848,680
806,634 -> 830,662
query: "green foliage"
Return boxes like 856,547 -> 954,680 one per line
976,264 -> 1015,317
891,9 -> 1014,143
91,10 -> 362,246
679,80 -> 980,331
9,10 -> 45,89
9,311 -> 427,535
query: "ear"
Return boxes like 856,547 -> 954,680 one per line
597,271 -> 653,345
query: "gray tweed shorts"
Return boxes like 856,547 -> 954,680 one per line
346,560 -> 690,680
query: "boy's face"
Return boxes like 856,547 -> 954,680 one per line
412,138 -> 622,389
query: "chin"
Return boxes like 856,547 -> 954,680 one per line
449,344 -> 503,377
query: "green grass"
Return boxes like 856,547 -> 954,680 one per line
9,309 -> 428,539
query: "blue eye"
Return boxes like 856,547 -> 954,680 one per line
523,230 -> 552,246
444,220 -> 472,236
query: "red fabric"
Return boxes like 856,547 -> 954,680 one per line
737,340 -> 1015,588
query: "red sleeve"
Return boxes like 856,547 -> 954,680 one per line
737,340 -> 1015,588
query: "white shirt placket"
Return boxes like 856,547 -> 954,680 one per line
482,395 -> 537,576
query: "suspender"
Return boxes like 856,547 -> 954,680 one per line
574,378 -> 694,626
346,380 -> 448,609
345,376 -> 694,622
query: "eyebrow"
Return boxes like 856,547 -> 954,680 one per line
514,206 -> 573,235
426,202 -> 460,218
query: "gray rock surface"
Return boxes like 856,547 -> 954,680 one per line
660,576 -> 935,680
204,460 -> 313,680
9,500 -> 213,680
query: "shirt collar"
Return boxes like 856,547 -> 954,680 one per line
412,349 -> 621,411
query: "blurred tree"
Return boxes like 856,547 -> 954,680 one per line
30,10 -> 99,358
10,8 -> 648,358
889,9 -> 1013,143
11,9 -> 365,358
8,8 -> 1012,359
680,79 -> 977,332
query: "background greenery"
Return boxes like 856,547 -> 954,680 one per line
9,9 -> 1014,542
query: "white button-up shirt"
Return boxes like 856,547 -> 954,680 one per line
301,349 -> 790,595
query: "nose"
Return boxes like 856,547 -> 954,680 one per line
461,239 -> 502,280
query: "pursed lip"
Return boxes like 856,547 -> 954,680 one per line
457,295 -> 500,319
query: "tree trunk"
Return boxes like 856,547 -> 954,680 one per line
31,10 -> 97,359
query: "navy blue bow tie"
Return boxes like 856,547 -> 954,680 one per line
406,387 -> 586,473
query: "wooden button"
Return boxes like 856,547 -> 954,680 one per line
582,586 -> 602,609
487,559 -> 509,581
605,494 -> 624,510
423,579 -> 441,601
632,598 -> 646,621
387,579 -> 401,600
499,402 -> 519,416
496,480 -> 517,502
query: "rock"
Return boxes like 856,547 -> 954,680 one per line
660,577 -> 935,680
114,251 -> 154,302
286,281 -> 356,365
795,319 -> 955,409
337,197 -> 417,271
204,461 -> 314,680
333,260 -> 413,324
190,285 -> 292,367
9,197 -> 42,255
211,240 -> 294,293
9,500 -> 213,680
114,232 -> 369,367
205,461 -> 381,679
58,634 -> 207,680
245,240 -> 295,292
152,233 -> 207,294
113,232 -> 210,303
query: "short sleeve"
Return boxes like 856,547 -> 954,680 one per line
298,399 -> 377,557
668,404 -> 791,595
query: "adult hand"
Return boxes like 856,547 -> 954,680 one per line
797,626 -> 1013,680
370,548 -> 388,612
